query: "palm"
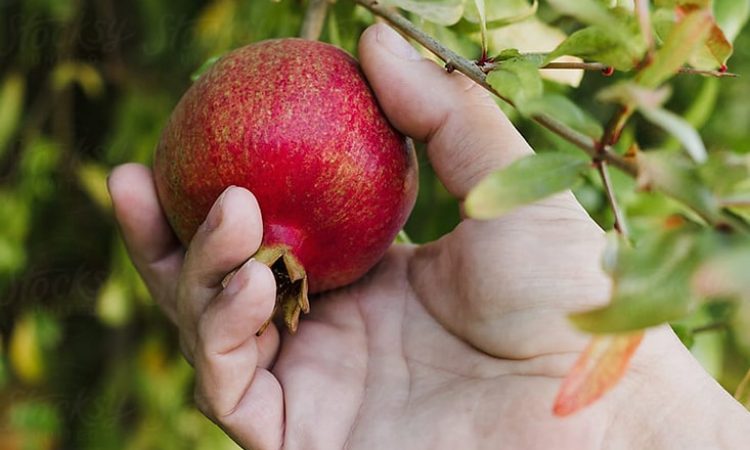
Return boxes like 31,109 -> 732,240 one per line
269,196 -> 610,449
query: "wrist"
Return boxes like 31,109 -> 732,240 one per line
605,327 -> 750,449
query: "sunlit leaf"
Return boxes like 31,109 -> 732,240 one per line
553,332 -> 644,416
384,0 -> 466,25
465,152 -> 589,219
8,312 -> 61,385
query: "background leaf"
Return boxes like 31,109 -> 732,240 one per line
465,153 -> 589,219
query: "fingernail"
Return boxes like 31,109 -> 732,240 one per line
205,186 -> 233,231
223,258 -> 254,296
376,25 -> 421,61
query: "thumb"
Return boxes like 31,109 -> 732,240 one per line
358,24 -> 533,199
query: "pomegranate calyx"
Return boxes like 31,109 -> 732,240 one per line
254,245 -> 309,335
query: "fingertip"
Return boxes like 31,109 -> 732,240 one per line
184,186 -> 265,288
198,258 -> 277,351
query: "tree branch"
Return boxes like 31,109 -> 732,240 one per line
540,61 -> 736,78
354,0 -> 637,176
301,0 -> 331,41
355,0 -> 749,233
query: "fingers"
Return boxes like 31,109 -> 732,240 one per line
359,24 -> 534,200
108,163 -> 183,323
194,259 -> 284,449
178,186 -> 265,358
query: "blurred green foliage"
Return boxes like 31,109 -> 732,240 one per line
1,0 -> 749,448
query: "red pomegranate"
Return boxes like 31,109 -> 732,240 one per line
154,39 -> 418,333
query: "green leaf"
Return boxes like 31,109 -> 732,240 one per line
570,226 -> 711,333
521,94 -> 603,138
0,73 -> 25,161
486,57 -> 543,105
636,150 -> 721,223
385,0 -> 466,25
637,8 -> 713,87
465,152 -> 589,219
546,26 -> 641,70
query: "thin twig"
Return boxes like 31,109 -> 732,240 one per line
692,321 -> 727,334
596,160 -> 629,236
301,0 -> 331,41
540,61 -> 736,78
678,66 -> 738,78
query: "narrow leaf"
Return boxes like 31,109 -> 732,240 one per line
465,153 -> 589,219
637,8 -> 713,87
554,333 -> 644,416
639,107 -> 707,163
473,0 -> 488,57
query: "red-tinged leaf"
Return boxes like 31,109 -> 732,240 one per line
637,8 -> 713,87
679,4 -> 733,70
553,332 -> 645,416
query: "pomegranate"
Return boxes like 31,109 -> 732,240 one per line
153,39 -> 418,333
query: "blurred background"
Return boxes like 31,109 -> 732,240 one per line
0,0 -> 748,448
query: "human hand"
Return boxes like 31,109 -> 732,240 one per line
109,24 -> 750,450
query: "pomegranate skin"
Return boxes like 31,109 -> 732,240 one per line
154,39 -> 417,294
